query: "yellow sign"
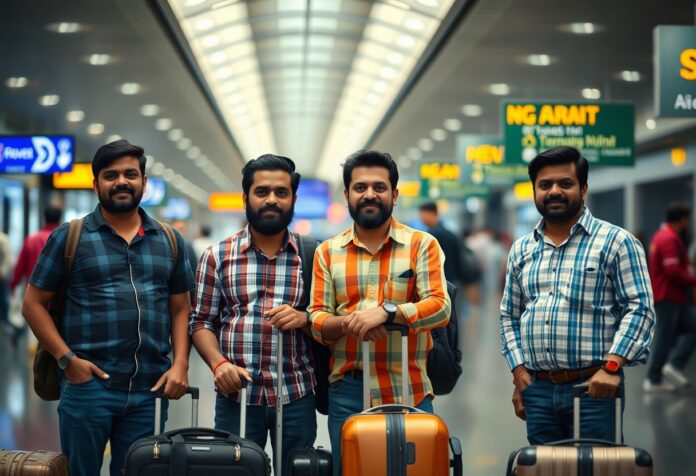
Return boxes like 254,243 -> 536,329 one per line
672,147 -> 687,167
465,144 -> 503,165
53,163 -> 94,189
399,181 -> 420,197
419,163 -> 460,180
514,182 -> 534,201
209,192 -> 245,212
506,104 -> 600,126
680,49 -> 696,80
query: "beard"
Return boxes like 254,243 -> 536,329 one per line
246,202 -> 294,235
348,198 -> 393,229
535,195 -> 582,223
98,184 -> 143,213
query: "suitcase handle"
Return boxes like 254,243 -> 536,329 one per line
154,427 -> 244,445
383,324 -> 409,336
545,437 -> 626,447
362,404 -> 424,414
154,386 -> 200,400
572,383 -> 623,443
572,383 -> 624,398
449,437 -> 463,476
154,387 -> 200,435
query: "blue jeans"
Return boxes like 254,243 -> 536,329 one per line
328,373 -> 434,476
215,393 -> 317,475
521,375 -> 624,445
57,378 -> 167,476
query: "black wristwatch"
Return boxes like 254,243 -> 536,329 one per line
382,302 -> 398,324
57,350 -> 75,370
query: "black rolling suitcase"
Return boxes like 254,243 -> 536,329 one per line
123,386 -> 270,475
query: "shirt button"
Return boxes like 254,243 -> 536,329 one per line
549,291 -> 553,296
552,267 -> 557,272
545,320 -> 549,324
546,348 -> 551,353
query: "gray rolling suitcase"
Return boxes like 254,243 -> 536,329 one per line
123,386 -> 270,475
507,383 -> 653,475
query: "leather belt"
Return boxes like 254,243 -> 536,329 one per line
534,365 -> 602,384
344,369 -> 363,379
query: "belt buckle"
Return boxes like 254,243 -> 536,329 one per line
549,369 -> 568,384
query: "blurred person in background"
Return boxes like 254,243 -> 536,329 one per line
192,224 -> 214,260
645,203 -> 696,391
418,201 -> 463,285
172,219 -> 199,278
0,230 -> 11,335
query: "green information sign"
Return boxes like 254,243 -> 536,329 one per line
654,26 -> 696,117
502,102 -> 634,166
456,135 -> 528,186
420,179 -> 490,200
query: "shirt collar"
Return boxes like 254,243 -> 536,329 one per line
239,225 -> 298,254
83,205 -> 157,232
533,207 -> 594,241
339,217 -> 408,248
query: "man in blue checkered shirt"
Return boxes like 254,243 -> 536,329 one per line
500,146 -> 654,444
23,140 -> 195,476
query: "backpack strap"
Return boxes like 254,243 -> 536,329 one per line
297,234 -> 317,310
154,220 -> 179,263
63,218 -> 84,273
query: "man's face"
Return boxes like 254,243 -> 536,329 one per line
345,166 -> 397,229
93,155 -> 146,213
533,162 -> 587,223
244,170 -> 296,235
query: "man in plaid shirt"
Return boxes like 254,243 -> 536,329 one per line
500,146 -> 654,444
189,154 -> 316,475
308,150 -> 451,475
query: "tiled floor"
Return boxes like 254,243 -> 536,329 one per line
1,295 -> 695,475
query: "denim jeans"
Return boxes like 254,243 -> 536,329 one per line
647,301 -> 696,383
521,375 -> 624,445
57,378 -> 167,476
327,373 -> 434,476
215,393 -> 317,475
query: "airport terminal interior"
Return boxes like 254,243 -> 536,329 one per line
2,0 -> 696,474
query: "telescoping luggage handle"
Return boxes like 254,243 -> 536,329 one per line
572,383 -> 623,444
362,324 -> 411,410
154,387 -> 200,435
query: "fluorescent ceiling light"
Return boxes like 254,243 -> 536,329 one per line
178,138 -> 192,150
66,110 -> 85,122
151,162 -> 166,175
461,104 -> 482,117
526,54 -> 551,66
443,118 -> 461,131
87,123 -> 104,135
185,0 -> 206,6
5,77 -> 28,88
561,22 -> 601,34
162,169 -> 175,181
47,22 -> 83,34
155,118 -> 173,131
202,34 -> 220,48
404,19 -> 424,31
396,35 -> 416,48
387,52 -> 404,65
418,138 -> 434,151
417,0 -> 439,6
489,83 -> 510,95
168,129 -> 183,141
39,95 -> 60,106
85,54 -> 112,66
619,70 -> 642,82
581,88 -> 601,99
195,18 -> 215,31
140,104 -> 160,116
120,83 -> 141,95
646,119 -> 656,130
106,134 -> 122,143
407,147 -> 423,160
187,147 -> 201,159
430,128 -> 447,141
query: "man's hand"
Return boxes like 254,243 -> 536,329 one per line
151,362 -> 189,399
64,356 -> 109,384
214,363 -> 252,397
266,305 -> 307,330
342,307 -> 388,340
587,369 -> 621,398
512,387 -> 526,421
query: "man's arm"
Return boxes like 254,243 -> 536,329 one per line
151,292 -> 191,398
307,243 -> 343,342
191,329 -> 251,395
660,236 -> 696,287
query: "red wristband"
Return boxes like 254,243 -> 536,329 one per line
212,359 -> 230,375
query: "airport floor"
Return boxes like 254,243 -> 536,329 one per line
1,294 -> 695,475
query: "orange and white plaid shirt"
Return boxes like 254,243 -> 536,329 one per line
308,218 -> 451,406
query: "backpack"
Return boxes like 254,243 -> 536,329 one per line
460,243 -> 482,285
427,281 -> 463,395
33,218 -> 179,400
297,234 -> 332,415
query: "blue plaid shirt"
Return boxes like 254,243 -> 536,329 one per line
30,206 -> 194,391
499,208 -> 655,371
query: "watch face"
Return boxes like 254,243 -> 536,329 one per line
604,361 -> 619,372
383,302 -> 397,313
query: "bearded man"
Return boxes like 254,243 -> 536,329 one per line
499,146 -> 655,444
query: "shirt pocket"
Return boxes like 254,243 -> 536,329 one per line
385,272 -> 414,303
562,257 -> 601,305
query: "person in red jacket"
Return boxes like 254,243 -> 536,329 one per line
645,203 -> 696,391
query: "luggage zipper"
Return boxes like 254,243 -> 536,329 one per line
234,443 -> 241,462
153,441 -> 160,459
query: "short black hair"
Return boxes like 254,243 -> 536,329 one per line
92,139 -> 146,177
342,150 -> 398,190
666,202 -> 691,223
44,206 -> 62,225
200,225 -> 211,237
528,146 -> 589,189
241,154 -> 300,196
418,201 -> 438,214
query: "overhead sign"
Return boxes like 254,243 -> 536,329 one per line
457,135 -> 528,186
420,179 -> 490,200
141,178 -> 168,207
209,192 -> 245,212
654,26 -> 696,117
0,135 -> 74,174
503,102 -> 634,166
296,179 -> 330,219
53,163 -> 93,189
419,162 -> 461,180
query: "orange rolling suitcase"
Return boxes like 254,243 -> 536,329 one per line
341,325 -> 462,476
0,450 -> 69,476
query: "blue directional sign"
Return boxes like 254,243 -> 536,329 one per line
141,177 -> 168,207
0,135 -> 75,174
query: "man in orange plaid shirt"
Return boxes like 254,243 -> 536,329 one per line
307,150 -> 451,475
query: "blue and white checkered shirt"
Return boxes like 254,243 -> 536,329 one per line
499,208 -> 655,371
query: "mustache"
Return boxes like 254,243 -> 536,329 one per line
110,186 -> 134,196
544,197 -> 567,205
357,199 -> 383,210
258,205 -> 283,214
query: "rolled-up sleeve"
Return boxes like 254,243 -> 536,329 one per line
189,246 -> 221,335
307,242 -> 335,344
399,234 -> 450,331
608,235 -> 655,364
499,244 -> 526,370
